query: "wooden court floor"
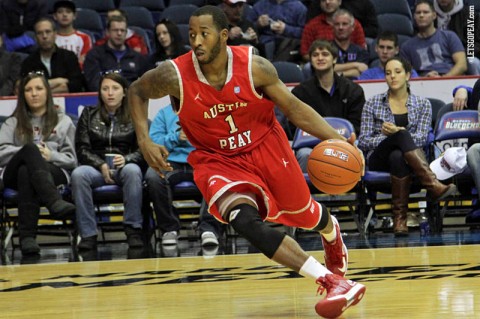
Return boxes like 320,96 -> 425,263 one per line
0,244 -> 479,318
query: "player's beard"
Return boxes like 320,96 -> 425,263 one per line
199,36 -> 221,65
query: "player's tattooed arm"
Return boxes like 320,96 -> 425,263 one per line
134,62 -> 180,100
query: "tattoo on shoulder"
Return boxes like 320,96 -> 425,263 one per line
149,62 -> 180,98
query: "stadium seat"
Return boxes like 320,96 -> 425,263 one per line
120,6 -> 156,47
129,26 -> 153,54
168,0 -> 205,6
427,98 -> 446,129
430,110 -> 480,231
176,23 -> 191,46
370,0 -> 412,19
119,0 -> 166,23
272,61 -> 304,84
73,8 -> 105,42
73,0 -> 116,25
160,4 -> 199,24
377,14 -> 414,37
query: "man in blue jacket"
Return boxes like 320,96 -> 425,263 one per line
83,15 -> 148,92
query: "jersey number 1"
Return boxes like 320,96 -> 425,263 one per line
225,114 -> 239,134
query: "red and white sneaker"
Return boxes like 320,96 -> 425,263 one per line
315,273 -> 366,318
321,216 -> 348,276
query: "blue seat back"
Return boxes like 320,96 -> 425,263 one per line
434,110 -> 480,142
291,117 -> 355,150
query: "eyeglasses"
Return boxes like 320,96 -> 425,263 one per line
27,70 -> 45,76
100,69 -> 122,76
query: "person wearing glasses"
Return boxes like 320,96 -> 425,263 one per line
20,17 -> 85,93
149,19 -> 189,68
83,15 -> 148,92
71,72 -> 147,252
0,72 -> 77,255
129,6 -> 366,318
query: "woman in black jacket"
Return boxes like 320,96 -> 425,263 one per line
71,72 -> 146,251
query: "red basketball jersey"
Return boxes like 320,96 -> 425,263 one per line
170,46 -> 276,155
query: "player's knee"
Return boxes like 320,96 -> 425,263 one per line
227,203 -> 285,259
311,203 -> 330,232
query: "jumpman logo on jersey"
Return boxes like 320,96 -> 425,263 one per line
194,93 -> 202,101
282,158 -> 289,167
209,180 -> 217,186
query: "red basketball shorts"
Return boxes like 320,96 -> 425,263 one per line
188,124 -> 322,229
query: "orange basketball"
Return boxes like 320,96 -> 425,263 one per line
307,139 -> 362,195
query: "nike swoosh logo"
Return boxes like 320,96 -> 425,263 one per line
338,256 -> 347,274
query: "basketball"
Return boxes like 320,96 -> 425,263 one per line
307,139 -> 362,195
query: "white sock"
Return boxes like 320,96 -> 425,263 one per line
299,256 -> 331,279
321,216 -> 338,243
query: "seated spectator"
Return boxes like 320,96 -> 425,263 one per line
433,0 -> 480,75
149,19 -> 189,69
0,72 -> 77,255
71,72 -> 147,252
221,0 -> 262,54
0,36 -> 22,96
84,15 -> 148,92
0,0 -> 47,53
451,78 -> 480,111
291,39 -> 365,172
331,9 -> 369,79
358,56 -> 457,236
246,0 -> 306,62
467,143 -> 480,209
95,8 -> 149,56
144,105 -> 224,247
359,31 -> 419,80
400,0 -> 467,77
306,0 -> 378,39
301,0 -> 366,61
52,0 -> 93,68
21,17 -> 85,93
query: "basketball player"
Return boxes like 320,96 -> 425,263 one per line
129,6 -> 365,318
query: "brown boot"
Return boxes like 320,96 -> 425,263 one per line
404,149 -> 457,201
391,175 -> 411,237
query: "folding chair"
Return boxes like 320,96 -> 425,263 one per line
430,110 -> 480,231
291,117 -> 363,232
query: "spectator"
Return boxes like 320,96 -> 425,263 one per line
331,9 -> 369,79
291,39 -> 365,172
358,56 -> 457,236
301,0 -> 366,61
0,36 -> 22,96
21,17 -> 85,93
144,105 -> 224,247
71,72 -> 147,252
83,15 -> 149,92
467,143 -> 480,211
0,0 -> 47,53
451,78 -> 480,111
149,19 -> 189,68
433,0 -> 480,75
359,31 -> 419,80
247,0 -> 306,62
221,0 -> 261,52
95,8 -> 149,56
306,0 -> 378,39
52,0 -> 93,68
0,72 -> 77,255
400,0 -> 467,77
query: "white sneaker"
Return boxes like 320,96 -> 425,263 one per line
201,231 -> 219,247
162,231 -> 178,245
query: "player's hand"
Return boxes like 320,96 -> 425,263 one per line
453,88 -> 468,111
139,139 -> 172,177
347,132 -> 365,177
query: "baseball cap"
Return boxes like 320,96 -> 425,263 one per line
54,0 -> 76,13
224,0 -> 247,4
429,147 -> 467,180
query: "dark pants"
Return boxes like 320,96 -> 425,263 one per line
3,143 -> 67,238
368,130 -> 418,178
